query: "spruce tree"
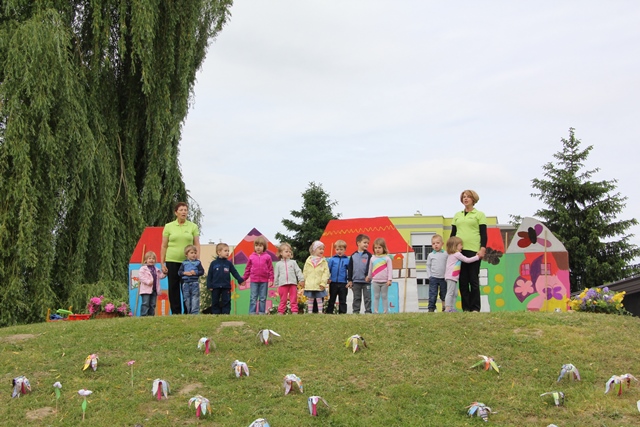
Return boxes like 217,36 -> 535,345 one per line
531,128 -> 640,292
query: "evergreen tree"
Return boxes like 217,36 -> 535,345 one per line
531,128 -> 640,292
276,182 -> 340,266
0,1 -> 232,326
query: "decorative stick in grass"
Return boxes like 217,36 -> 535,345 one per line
152,379 -> 170,400
345,335 -> 367,353
53,382 -> 62,412
605,373 -> 639,396
248,419 -> 270,427
232,360 -> 249,377
308,396 -> 330,416
197,337 -> 215,354
83,354 -> 99,371
557,364 -> 580,382
540,391 -> 565,407
466,402 -> 495,422
78,389 -> 92,421
283,374 -> 303,395
188,395 -> 210,419
127,360 -> 135,387
257,329 -> 280,345
470,355 -> 500,373
12,376 -> 31,398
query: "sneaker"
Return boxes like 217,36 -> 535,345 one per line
445,308 -> 458,313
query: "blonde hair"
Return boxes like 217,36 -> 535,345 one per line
144,251 -> 157,262
460,189 -> 480,205
334,240 -> 347,249
309,240 -> 325,255
431,234 -> 443,244
277,242 -> 293,259
446,236 -> 463,254
184,245 -> 197,255
254,236 -> 268,251
216,243 -> 229,254
373,238 -> 388,254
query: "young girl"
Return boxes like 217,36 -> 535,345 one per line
243,236 -> 274,315
368,238 -> 393,314
274,243 -> 305,314
138,251 -> 166,316
444,236 -> 480,312
303,241 -> 330,314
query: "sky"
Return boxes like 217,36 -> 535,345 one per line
180,0 -> 640,253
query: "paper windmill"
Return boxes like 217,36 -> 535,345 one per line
345,335 -> 368,353
308,395 -> 330,416
152,379 -> 170,400
232,360 -> 250,378
470,355 -> 500,373
198,337 -> 215,354
467,402 -> 495,422
12,376 -> 31,398
540,391 -> 565,407
605,373 -> 639,396
83,354 -> 99,371
78,389 -> 93,421
283,374 -> 303,395
248,419 -> 271,427
257,329 -> 280,345
188,395 -> 210,418
557,363 -> 580,382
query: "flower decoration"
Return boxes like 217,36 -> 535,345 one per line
83,354 -> 99,371
248,419 -> 270,427
188,395 -> 210,418
152,379 -> 170,400
53,382 -> 62,412
127,360 -> 135,386
87,295 -> 131,317
78,389 -> 92,420
12,376 -> 31,398
569,287 -> 627,314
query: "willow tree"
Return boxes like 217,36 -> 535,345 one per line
0,0 -> 231,325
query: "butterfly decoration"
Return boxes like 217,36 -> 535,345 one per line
517,224 -> 552,248
544,286 -> 564,301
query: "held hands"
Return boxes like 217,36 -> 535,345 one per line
346,281 -> 353,289
477,247 -> 486,259
365,276 -> 371,282
161,265 -> 168,274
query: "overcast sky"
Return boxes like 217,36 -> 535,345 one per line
180,0 -> 640,254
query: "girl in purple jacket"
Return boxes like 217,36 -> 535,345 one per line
243,236 -> 274,314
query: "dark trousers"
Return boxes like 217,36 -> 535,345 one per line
458,250 -> 481,312
166,262 -> 183,315
327,282 -> 348,314
211,288 -> 232,314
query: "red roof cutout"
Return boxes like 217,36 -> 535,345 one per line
321,217 -> 412,255
231,228 -> 279,264
130,227 -> 164,263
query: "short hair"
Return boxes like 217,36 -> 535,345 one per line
446,236 -> 463,254
431,234 -> 443,243
216,243 -> 229,254
459,189 -> 480,205
277,242 -> 293,259
334,240 -> 347,249
184,245 -> 197,255
373,238 -> 388,254
144,251 -> 157,262
174,201 -> 188,212
356,234 -> 370,244
254,236 -> 268,249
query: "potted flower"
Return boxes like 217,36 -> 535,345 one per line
87,295 -> 131,318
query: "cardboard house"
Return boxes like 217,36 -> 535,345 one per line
128,227 -> 170,316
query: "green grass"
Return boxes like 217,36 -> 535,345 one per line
1,312 -> 640,426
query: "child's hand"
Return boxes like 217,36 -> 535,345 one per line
365,276 -> 371,282
298,281 -> 305,287
268,281 -> 273,287
319,285 -> 326,291
346,281 -> 353,289
386,280 -> 392,287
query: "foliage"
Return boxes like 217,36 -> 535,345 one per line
3,312 -> 640,426
0,1 -> 232,326
87,295 -> 131,317
275,182 -> 340,268
531,128 -> 640,292
569,286 -> 628,315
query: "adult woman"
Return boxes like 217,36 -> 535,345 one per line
160,202 -> 200,315
450,190 -> 486,312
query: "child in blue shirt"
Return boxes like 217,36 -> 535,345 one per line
327,240 -> 349,314
178,245 -> 204,314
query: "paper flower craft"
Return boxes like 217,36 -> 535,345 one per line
152,379 -> 170,400
257,329 -> 280,345
78,389 -> 93,421
12,376 -> 31,398
284,374 -> 303,395
83,354 -> 99,371
197,337 -> 215,354
557,363 -> 580,382
232,360 -> 249,378
248,419 -> 270,427
188,395 -> 210,418
53,382 -> 62,411
605,373 -> 639,396
345,335 -> 368,353
467,402 -> 495,422
470,355 -> 500,373
127,360 -> 135,387
540,391 -> 565,407
308,396 -> 330,416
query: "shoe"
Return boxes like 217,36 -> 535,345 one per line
445,308 -> 458,313
427,309 -> 435,313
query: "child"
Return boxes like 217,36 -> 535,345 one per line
444,236 -> 480,312
178,245 -> 205,314
138,251 -> 166,316
274,243 -> 305,314
426,234 -> 448,312
347,234 -> 372,314
327,240 -> 349,314
368,238 -> 393,314
302,240 -> 330,314
206,243 -> 245,314
243,236 -> 274,315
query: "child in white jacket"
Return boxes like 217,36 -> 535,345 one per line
274,243 -> 305,314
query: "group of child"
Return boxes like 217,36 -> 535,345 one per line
136,232 -> 480,316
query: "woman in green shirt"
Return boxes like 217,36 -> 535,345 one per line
160,202 -> 200,315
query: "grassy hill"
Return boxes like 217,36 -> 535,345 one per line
1,312 -> 640,426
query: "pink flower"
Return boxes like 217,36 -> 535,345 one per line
127,360 -> 135,366
117,303 -> 128,313
90,297 -> 102,305
515,279 -> 534,297
104,303 -> 115,313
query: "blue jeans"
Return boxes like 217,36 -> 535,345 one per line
428,277 -> 447,311
182,281 -> 200,314
249,282 -> 268,314
140,293 -> 157,316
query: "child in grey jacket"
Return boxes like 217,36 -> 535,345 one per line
274,243 -> 305,314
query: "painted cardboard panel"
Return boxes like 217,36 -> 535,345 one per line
129,227 -> 171,316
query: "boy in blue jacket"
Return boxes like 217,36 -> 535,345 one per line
206,243 -> 245,314
178,245 -> 205,314
327,240 -> 349,314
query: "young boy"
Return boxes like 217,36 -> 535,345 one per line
206,243 -> 245,314
426,234 -> 448,312
347,234 -> 372,314
327,240 -> 349,314
178,245 -> 205,314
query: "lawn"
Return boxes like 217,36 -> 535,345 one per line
1,311 -> 639,426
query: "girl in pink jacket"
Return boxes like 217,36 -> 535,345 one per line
138,251 -> 166,316
243,236 -> 274,314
